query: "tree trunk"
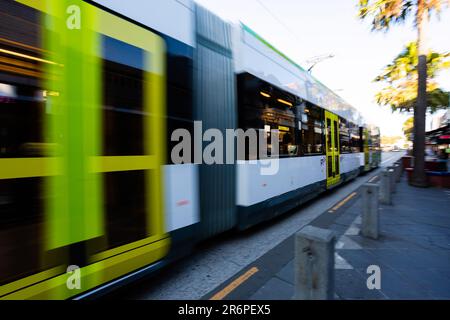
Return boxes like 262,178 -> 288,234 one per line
411,2 -> 428,187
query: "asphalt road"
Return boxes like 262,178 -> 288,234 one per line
105,152 -> 405,300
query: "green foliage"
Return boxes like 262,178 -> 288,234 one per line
374,42 -> 449,113
358,0 -> 448,31
403,117 -> 414,140
358,0 -> 413,30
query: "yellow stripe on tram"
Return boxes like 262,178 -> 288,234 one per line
0,266 -> 65,298
0,156 -> 160,180
1,238 -> 170,300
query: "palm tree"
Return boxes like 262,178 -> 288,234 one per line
374,42 -> 449,113
358,0 -> 449,187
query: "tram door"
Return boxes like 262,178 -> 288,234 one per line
325,111 -> 340,188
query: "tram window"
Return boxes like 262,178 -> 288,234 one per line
167,84 -> 193,128
339,118 -> 351,154
334,120 -> 339,152
237,73 -> 299,159
238,103 -> 263,160
301,104 -> 324,156
335,154 -> 340,173
100,170 -> 148,250
328,156 -> 333,177
350,124 -> 361,153
0,84 -> 45,157
257,115 -> 297,158
0,178 -> 64,287
277,125 -> 297,157
0,3 -> 46,158
326,118 -> 332,152
165,37 -> 194,121
166,79 -> 194,164
98,36 -> 156,252
371,133 -> 380,152
0,176 -> 65,287
0,178 -> 41,285
359,127 -> 365,151
368,132 -> 374,151
102,36 -> 145,156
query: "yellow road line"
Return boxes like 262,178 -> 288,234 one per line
329,192 -> 357,213
210,267 -> 259,300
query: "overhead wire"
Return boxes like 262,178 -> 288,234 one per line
254,0 -> 304,44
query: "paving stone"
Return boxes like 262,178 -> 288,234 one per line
369,267 -> 434,299
337,249 -> 388,269
249,277 -> 294,300
335,269 -> 385,300
391,268 -> 450,299
275,260 -> 294,285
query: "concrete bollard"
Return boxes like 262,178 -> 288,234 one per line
293,226 -> 335,300
398,161 -> 404,175
379,169 -> 392,205
361,183 -> 380,240
394,164 -> 402,183
388,168 -> 396,193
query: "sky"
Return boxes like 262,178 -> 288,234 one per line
195,0 -> 450,136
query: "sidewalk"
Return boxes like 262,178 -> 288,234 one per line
204,174 -> 450,300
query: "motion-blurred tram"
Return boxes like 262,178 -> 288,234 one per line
0,0 -> 381,299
